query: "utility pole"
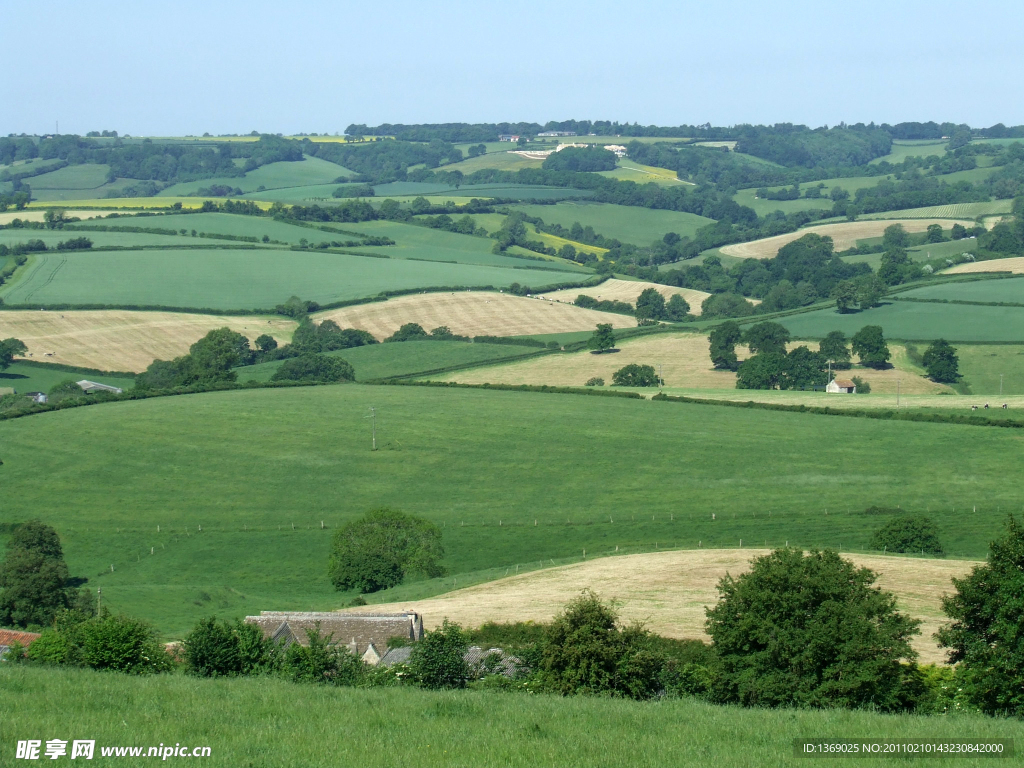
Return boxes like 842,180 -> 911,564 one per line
1000,374 -> 1003,396
367,407 -> 377,451
897,379 -> 901,410
96,587 -> 101,616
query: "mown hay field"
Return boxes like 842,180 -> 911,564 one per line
0,310 -> 296,372
510,202 -> 715,245
719,219 -> 974,259
539,278 -> 712,314
598,160 -> 691,186
1,384 -> 1021,635
656,389 -> 1024,412
945,256 -> 1024,275
0,249 -> 584,310
779,301 -> 1024,343
440,333 -> 945,393
357,548 -> 975,664
861,200 -> 1013,220
315,291 -> 635,340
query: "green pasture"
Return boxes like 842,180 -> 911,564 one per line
436,151 -> 544,174
597,160 -> 688,186
777,300 -> 1024,342
237,341 -> 543,382
841,236 -> 977,268
3,667 -> 1020,768
159,156 -> 351,196
510,202 -> 714,245
372,181 -> 454,196
731,188 -> 833,217
25,164 -> 111,190
0,229 -> 185,248
870,139 -> 949,165
896,276 -> 1024,304
0,158 -> 65,175
861,201 -> 1013,220
0,384 -> 1022,635
0,248 -> 584,310
95,211 -> 330,245
956,344 -> 1024,395
0,362 -> 134,395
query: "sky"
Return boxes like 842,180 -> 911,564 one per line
3,0 -> 1023,136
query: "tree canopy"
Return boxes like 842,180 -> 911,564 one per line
0,521 -> 73,628
922,339 -> 960,383
851,325 -> 891,369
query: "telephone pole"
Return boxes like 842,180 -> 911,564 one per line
368,407 -> 377,451
896,379 -> 901,410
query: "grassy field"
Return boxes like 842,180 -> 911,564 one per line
26,197 -> 236,210
24,163 -> 112,190
441,334 -> 944,394
237,340 -> 543,383
860,201 -> 1013,220
96,211 -> 337,244
0,310 -> 296,371
0,385 -> 1022,636
870,139 -> 950,165
433,151 -> 544,174
896,276 -> 1024,303
0,248 -> 585,310
359,548 -> 974,663
510,202 -> 714,245
5,667 -> 1019,768
159,156 -> 352,196
539,278 -> 712,314
732,189 -> 833,217
0,361 -> 135,395
777,301 -> 1024,342
946,257 -> 1024,275
315,291 -> 636,340
0,229 -> 186,249
597,159 -> 689,186
956,344 -> 1024,395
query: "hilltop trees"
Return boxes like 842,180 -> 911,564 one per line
922,339 -> 960,383
851,325 -> 891,368
742,322 -> 789,355
328,508 -> 445,594
136,327 -> 252,390
706,548 -> 920,710
708,321 -> 742,370
819,330 -> 851,368
0,521 -> 73,628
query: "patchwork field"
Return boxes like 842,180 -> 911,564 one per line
315,291 -> 636,340
945,256 -> 1024,275
510,202 -> 715,245
719,219 -> 974,259
0,209 -> 124,225
0,385 -> 1020,635
895,276 -> 1024,303
159,156 -> 352,196
358,548 -> 975,663
870,139 -> 950,165
0,310 -> 296,371
778,301 -> 1024,342
237,340 -> 543,383
0,249 -> 585,310
539,278 -> 712,315
439,333 -> 945,394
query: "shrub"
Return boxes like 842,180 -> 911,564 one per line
612,364 -> 659,387
540,590 -> 664,700
47,379 -> 85,404
937,515 -> 1024,717
385,323 -> 429,343
584,377 -> 604,387
588,323 -> 616,352
183,617 -> 280,677
922,339 -> 960,383
27,610 -> 174,674
283,624 -> 365,686
270,354 -> 354,383
410,619 -> 470,689
850,375 -> 870,394
0,521 -> 72,628
328,508 -> 444,593
870,514 -> 944,555
706,548 -> 921,710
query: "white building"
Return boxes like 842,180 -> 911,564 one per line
826,378 -> 856,394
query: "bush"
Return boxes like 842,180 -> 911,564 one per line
870,514 -> 944,555
27,610 -> 174,674
410,619 -> 470,689
183,617 -> 280,677
385,323 -> 429,342
706,548 -> 921,710
850,375 -> 870,394
270,354 -> 354,383
47,378 -> 84,404
328,508 -> 444,593
0,521 -> 72,628
283,624 -> 365,685
922,339 -> 960,383
584,377 -> 604,387
937,515 -> 1024,716
612,364 -> 659,387
540,590 -> 664,700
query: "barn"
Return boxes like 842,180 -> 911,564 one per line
826,378 -> 857,394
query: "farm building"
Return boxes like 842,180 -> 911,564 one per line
379,644 -> 524,676
23,392 -> 47,404
826,378 -> 857,394
537,131 -> 576,137
76,380 -> 123,394
245,611 -> 424,662
498,135 -> 521,142
604,144 -> 627,157
0,629 -> 41,658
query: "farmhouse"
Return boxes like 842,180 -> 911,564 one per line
498,134 -> 521,142
76,380 -> 123,394
245,611 -> 423,661
379,644 -> 524,676
23,392 -> 47,404
604,144 -> 627,157
826,378 -> 857,394
0,629 -> 41,658
537,131 -> 576,137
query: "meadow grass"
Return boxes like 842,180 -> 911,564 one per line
26,197 -> 241,210
777,300 -> 1024,342
434,151 -> 545,174
0,248 -> 584,309
0,229 -> 185,248
4,666 -> 1019,768
597,160 -> 688,186
731,189 -> 834,217
0,362 -> 134,394
236,340 -> 542,383
860,201 -> 1013,220
101,211 -> 334,244
510,202 -> 714,245
0,385 -> 1022,634
24,163 -> 111,190
896,276 -> 1024,304
159,156 -> 352,197
956,344 -> 1024,395
870,139 -> 950,165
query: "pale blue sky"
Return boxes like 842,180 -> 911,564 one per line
3,0 -> 1022,136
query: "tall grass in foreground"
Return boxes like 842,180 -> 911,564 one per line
0,666 -> 1020,767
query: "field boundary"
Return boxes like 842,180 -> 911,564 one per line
6,358 -> 135,378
